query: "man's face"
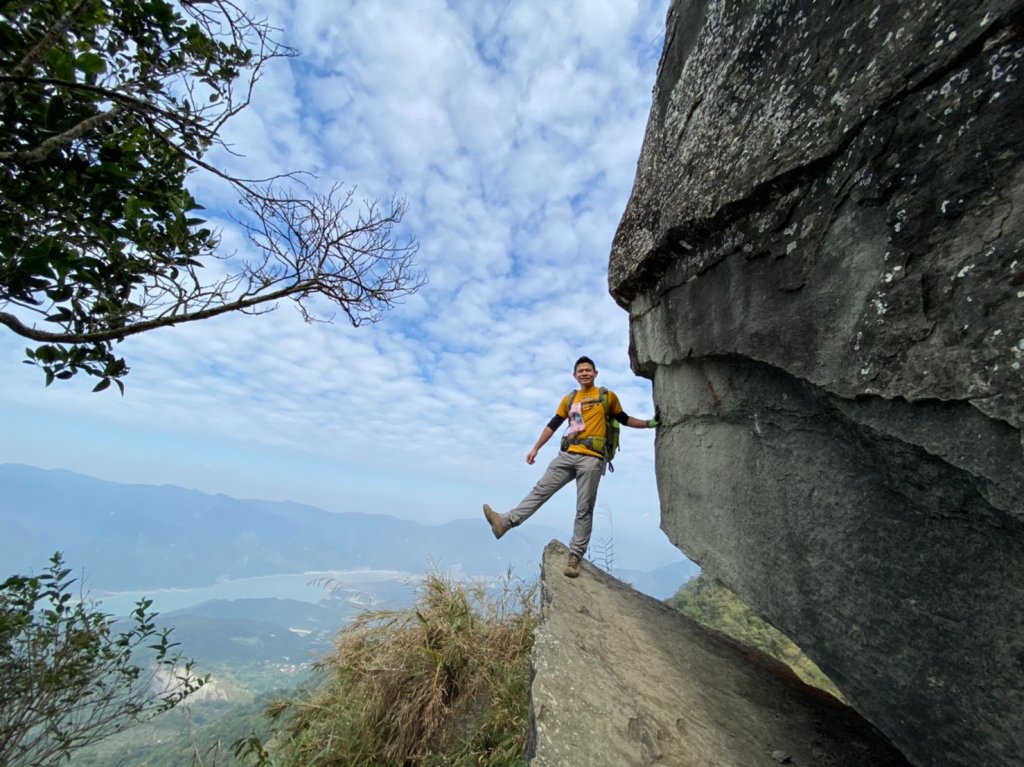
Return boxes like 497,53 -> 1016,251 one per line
574,363 -> 596,387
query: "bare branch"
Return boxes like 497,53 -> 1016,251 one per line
0,187 -> 424,347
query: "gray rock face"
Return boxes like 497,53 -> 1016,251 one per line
610,2 -> 1023,766
528,541 -> 910,767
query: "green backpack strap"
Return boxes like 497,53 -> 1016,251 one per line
600,387 -> 619,474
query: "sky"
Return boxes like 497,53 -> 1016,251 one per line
0,0 -> 687,568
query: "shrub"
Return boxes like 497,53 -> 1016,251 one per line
265,570 -> 539,767
0,552 -> 204,767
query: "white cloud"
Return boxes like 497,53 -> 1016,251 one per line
0,0 -> 674,559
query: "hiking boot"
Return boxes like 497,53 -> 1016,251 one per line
482,504 -> 508,540
564,553 -> 581,578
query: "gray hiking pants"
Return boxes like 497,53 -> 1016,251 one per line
506,450 -> 603,558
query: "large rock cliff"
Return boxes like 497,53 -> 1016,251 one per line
528,542 -> 909,767
609,1 -> 1023,766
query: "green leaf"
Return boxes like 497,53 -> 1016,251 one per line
124,197 -> 142,223
92,378 -> 111,393
76,52 -> 106,76
45,308 -> 74,323
46,47 -> 76,80
33,345 -> 60,363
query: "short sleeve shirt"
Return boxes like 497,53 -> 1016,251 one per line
556,388 -> 623,458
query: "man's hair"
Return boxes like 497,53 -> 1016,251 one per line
574,355 -> 596,371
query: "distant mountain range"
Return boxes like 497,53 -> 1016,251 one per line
0,463 -> 554,588
0,463 -> 697,596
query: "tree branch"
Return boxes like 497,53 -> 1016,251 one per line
0,105 -> 122,163
0,0 -> 95,102
0,75 -> 219,144
0,282 -> 306,345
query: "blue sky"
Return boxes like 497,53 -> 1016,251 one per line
1,0 -> 685,567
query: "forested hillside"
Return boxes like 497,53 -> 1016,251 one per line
69,695 -> 279,767
669,574 -> 843,699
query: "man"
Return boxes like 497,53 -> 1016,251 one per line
483,356 -> 657,578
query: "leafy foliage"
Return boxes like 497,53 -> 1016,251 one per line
0,552 -> 205,767
0,0 -> 422,389
263,571 -> 539,767
668,573 -> 844,699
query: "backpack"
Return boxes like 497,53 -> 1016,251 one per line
559,387 -> 620,473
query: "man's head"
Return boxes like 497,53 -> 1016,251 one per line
573,356 -> 597,387
574,356 -> 595,372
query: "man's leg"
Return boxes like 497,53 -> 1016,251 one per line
505,452 -> 575,527
567,454 -> 603,558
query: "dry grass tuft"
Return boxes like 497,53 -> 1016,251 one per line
266,570 -> 539,767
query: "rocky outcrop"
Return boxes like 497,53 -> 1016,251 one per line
528,541 -> 909,766
609,2 -> 1023,766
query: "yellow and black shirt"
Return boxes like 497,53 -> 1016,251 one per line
552,388 -> 625,459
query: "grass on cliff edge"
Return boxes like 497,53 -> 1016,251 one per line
260,571 -> 539,767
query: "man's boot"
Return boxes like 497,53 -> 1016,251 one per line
482,504 -> 508,539
564,552 -> 581,578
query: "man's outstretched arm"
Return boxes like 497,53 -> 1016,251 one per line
615,412 -> 659,429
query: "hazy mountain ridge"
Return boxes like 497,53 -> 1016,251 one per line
1,463 -> 693,592
1,464 -> 553,588
617,559 -> 699,599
